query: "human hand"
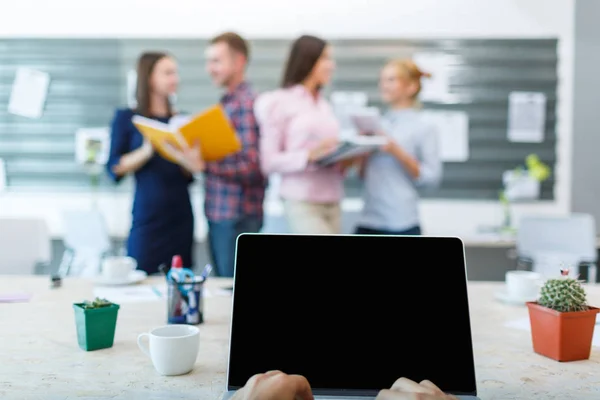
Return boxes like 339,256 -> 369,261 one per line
335,154 -> 367,173
308,137 -> 339,162
141,138 -> 154,157
371,131 -> 395,153
376,378 -> 458,400
231,370 -> 314,400
162,131 -> 205,173
111,138 -> 153,176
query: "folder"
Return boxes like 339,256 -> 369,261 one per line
314,135 -> 388,167
132,105 -> 242,163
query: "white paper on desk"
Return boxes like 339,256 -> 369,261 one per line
74,127 -> 110,165
8,68 -> 51,119
413,53 -> 451,102
0,158 -> 6,192
507,92 -> 546,143
505,316 -> 600,347
93,285 -> 165,303
92,285 -> 231,303
420,110 -> 469,162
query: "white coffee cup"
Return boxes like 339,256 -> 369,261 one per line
101,256 -> 136,280
137,325 -> 200,376
506,270 -> 542,300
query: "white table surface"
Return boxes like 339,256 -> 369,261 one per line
1,277 -> 599,399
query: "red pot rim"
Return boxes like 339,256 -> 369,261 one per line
526,301 -> 599,317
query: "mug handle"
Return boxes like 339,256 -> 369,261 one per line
137,333 -> 150,357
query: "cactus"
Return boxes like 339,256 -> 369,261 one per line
538,277 -> 589,313
81,297 -> 113,309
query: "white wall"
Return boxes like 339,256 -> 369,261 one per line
0,0 -> 575,239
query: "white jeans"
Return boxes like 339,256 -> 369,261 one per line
283,200 -> 341,234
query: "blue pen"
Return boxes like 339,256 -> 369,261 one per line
199,264 -> 213,282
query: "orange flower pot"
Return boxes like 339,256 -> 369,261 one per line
526,302 -> 599,362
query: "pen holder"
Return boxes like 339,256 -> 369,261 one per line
167,279 -> 204,325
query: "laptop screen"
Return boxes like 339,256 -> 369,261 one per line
227,234 -> 477,396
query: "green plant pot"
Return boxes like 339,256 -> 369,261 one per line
73,303 -> 120,351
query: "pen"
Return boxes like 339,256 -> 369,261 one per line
199,264 -> 213,282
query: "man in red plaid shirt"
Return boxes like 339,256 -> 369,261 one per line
165,32 -> 267,277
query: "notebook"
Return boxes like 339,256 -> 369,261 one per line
222,234 -> 480,399
132,105 -> 241,163
314,135 -> 387,166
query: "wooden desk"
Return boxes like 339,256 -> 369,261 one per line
1,277 -> 599,399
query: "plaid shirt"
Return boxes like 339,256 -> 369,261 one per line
204,82 -> 267,221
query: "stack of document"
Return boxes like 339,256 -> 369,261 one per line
314,135 -> 387,167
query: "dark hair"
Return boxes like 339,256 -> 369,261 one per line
210,31 -> 250,61
135,52 -> 173,118
281,35 -> 328,88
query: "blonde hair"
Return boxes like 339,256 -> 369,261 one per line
384,58 -> 432,100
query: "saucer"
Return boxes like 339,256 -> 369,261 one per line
494,290 -> 537,306
94,270 -> 148,286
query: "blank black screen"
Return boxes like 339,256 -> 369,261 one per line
227,234 -> 477,396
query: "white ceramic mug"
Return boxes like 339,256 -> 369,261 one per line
101,256 -> 136,280
137,325 -> 200,376
506,270 -> 543,300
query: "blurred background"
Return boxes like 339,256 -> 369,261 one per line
1,0 -> 598,281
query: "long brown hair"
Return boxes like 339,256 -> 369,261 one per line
281,35 -> 327,89
134,52 -> 173,117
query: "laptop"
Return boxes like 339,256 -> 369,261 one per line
222,234 -> 480,400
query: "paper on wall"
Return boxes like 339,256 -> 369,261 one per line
420,110 -> 469,162
126,69 -> 137,108
0,158 -> 6,192
507,92 -> 546,143
8,68 -> 51,119
330,91 -> 369,137
330,91 -> 368,107
75,127 -> 110,165
412,53 -> 451,102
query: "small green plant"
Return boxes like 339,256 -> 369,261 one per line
538,276 -> 589,313
525,154 -> 550,181
81,298 -> 113,309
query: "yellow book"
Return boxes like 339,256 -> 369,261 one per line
132,105 -> 242,163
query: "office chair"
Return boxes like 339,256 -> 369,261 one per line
516,213 -> 597,282
57,209 -> 112,277
0,218 -> 52,275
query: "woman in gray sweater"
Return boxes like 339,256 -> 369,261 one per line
356,59 -> 443,236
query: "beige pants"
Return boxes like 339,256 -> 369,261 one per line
283,200 -> 341,234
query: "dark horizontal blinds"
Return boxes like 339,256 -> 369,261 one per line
0,38 -> 557,199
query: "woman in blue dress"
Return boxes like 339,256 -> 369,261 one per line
106,52 -> 194,275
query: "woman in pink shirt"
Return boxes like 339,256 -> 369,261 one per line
255,35 -> 344,234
